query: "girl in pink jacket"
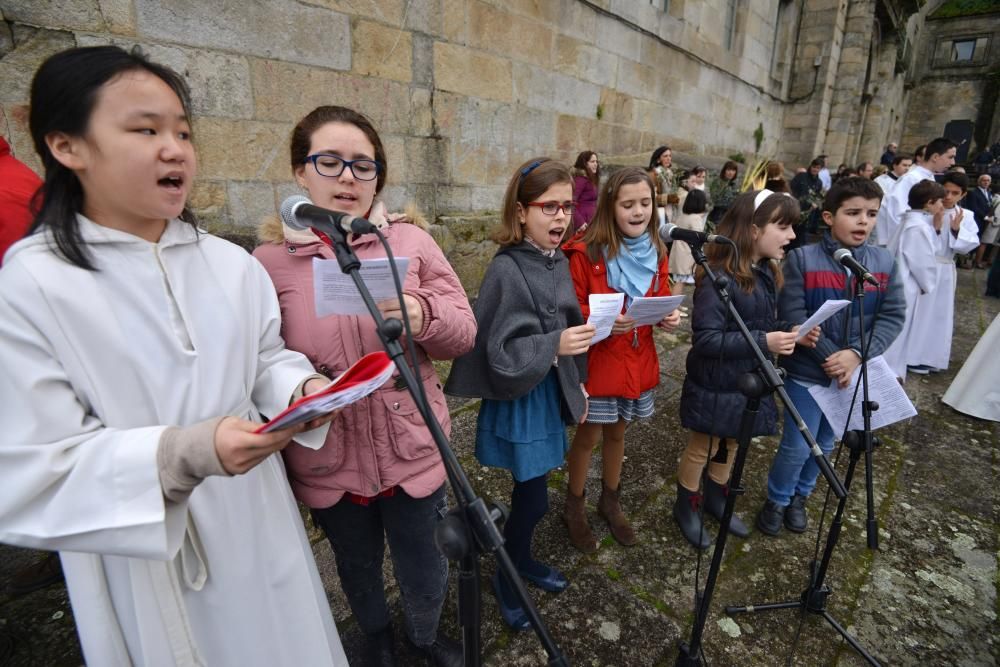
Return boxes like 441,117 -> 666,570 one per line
253,106 -> 476,667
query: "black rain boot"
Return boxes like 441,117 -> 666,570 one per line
784,494 -> 808,533
673,484 -> 712,549
756,499 -> 785,537
704,479 -> 750,538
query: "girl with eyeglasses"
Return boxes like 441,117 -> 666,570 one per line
0,46 -> 346,665
561,167 -> 681,553
445,158 -> 594,630
254,106 -> 475,666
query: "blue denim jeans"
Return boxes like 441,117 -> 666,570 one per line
766,379 -> 836,506
311,484 -> 448,647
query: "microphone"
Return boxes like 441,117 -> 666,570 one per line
659,223 -> 731,246
833,248 -> 879,286
279,195 -> 383,236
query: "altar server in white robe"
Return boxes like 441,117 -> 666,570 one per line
943,313 -> 1000,421
907,172 -> 980,371
874,138 -> 956,246
882,180 -> 947,381
0,46 -> 347,666
873,154 -> 912,198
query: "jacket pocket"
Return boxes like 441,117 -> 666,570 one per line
283,412 -> 346,478
380,378 -> 450,461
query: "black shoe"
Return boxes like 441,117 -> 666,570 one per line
756,500 -> 785,537
407,635 -> 463,667
7,553 -> 63,597
362,625 -> 397,667
784,494 -> 808,533
703,479 -> 750,538
673,484 -> 712,549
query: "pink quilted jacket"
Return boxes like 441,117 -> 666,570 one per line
253,217 -> 476,508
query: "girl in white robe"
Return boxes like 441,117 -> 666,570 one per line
0,46 -> 347,666
882,180 -> 947,381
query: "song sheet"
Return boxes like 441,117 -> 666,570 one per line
624,295 -> 685,327
313,257 -> 410,317
795,299 -> 851,340
807,355 -> 917,436
587,293 -> 625,345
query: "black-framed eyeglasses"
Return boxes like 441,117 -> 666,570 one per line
526,201 -> 576,216
304,154 -> 382,181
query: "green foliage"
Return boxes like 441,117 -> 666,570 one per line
753,122 -> 765,154
596,103 -> 604,120
728,152 -> 746,164
931,0 -> 1000,19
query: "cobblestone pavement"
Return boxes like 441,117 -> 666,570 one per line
2,269 -> 997,666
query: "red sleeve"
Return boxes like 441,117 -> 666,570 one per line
566,249 -> 592,318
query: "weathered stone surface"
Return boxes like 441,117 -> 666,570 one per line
192,118 -> 290,181
188,180 -> 228,226
554,34 -> 618,89
352,20 -> 412,83
0,26 -> 75,105
433,42 -> 512,103
468,0 -> 553,67
227,180 -> 276,228
298,0 -> 406,26
0,102 -> 40,175
1,0 -> 105,31
135,0 -> 350,70
74,36 -> 255,119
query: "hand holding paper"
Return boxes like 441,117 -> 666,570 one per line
586,293 -> 625,344
624,295 -> 685,327
807,356 -> 916,435
795,299 -> 851,341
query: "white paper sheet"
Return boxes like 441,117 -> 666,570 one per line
313,257 -> 410,317
587,292 -> 625,345
624,295 -> 685,327
795,298 -> 851,340
807,355 -> 917,436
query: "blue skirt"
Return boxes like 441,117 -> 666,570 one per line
475,369 -> 568,482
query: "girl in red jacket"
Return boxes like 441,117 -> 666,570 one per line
562,167 -> 681,552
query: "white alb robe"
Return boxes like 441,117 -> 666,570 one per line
943,313 -> 1000,421
882,210 -> 940,380
873,173 -> 896,196
0,217 -> 346,666
874,164 -> 935,247
907,206 -> 980,369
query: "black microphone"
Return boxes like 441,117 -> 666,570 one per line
833,248 -> 879,286
279,195 -> 384,236
658,222 -> 731,246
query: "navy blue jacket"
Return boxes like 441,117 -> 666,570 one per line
680,263 -> 790,438
778,233 -> 905,385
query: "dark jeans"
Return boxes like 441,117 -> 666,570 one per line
311,485 -> 448,647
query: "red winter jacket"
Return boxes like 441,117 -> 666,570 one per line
562,239 -> 670,399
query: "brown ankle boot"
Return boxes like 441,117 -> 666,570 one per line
597,483 -> 637,546
563,490 -> 597,553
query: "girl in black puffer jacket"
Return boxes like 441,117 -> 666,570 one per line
673,189 -> 817,548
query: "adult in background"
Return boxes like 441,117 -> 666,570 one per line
968,174 -> 994,268
0,136 -> 41,265
650,146 -> 680,223
789,158 -> 824,249
708,161 -> 739,229
857,161 -> 874,179
875,137 -> 956,246
572,150 -> 600,232
764,160 -> 790,194
254,105 -> 475,666
880,142 -> 897,168
874,154 -> 912,195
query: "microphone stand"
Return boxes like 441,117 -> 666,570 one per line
676,243 -> 846,666
725,271 -> 882,666
308,219 -> 569,667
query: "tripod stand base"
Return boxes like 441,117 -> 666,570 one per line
725,583 -> 881,667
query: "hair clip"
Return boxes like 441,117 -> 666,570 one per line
519,160 -> 544,181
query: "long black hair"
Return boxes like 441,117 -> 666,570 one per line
28,46 -> 195,270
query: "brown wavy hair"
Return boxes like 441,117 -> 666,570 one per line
700,190 -> 800,292
580,166 -> 666,264
289,105 -> 387,195
494,157 -> 573,246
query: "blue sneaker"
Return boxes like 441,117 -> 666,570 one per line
517,563 -> 568,593
490,572 -> 530,631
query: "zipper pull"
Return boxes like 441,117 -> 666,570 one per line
632,329 -> 639,348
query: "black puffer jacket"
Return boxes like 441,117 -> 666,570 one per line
679,264 -> 791,438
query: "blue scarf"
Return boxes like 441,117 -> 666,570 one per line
605,233 -> 658,299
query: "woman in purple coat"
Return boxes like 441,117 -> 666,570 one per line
572,151 -> 600,232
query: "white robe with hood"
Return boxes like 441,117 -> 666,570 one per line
882,210 -> 940,380
0,216 -> 346,666
908,205 -> 979,369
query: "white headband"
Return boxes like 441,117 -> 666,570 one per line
753,189 -> 774,211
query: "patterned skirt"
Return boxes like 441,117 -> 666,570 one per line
585,389 -> 655,424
